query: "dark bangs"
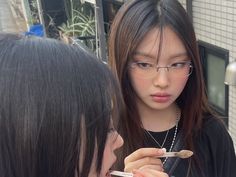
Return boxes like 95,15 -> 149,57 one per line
76,50 -> 123,176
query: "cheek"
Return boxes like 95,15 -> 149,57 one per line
174,78 -> 189,95
102,144 -> 110,163
100,140 -> 113,177
88,150 -> 98,177
130,73 -> 150,93
102,134 -> 117,160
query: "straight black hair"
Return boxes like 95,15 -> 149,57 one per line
0,33 -> 123,177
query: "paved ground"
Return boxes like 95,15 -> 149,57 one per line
0,0 -> 26,33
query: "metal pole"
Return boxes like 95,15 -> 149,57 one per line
95,0 -> 107,62
186,0 -> 193,22
36,0 -> 46,36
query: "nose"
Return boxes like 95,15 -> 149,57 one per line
152,68 -> 169,88
114,134 -> 124,150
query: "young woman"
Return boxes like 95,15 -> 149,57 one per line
0,33 -> 168,177
108,0 -> 236,177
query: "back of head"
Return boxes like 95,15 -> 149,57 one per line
0,33 -> 122,177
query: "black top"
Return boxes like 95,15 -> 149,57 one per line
144,117 -> 236,177
145,125 -> 178,150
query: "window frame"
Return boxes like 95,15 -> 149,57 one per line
198,41 -> 229,125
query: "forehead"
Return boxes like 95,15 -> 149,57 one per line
134,26 -> 187,61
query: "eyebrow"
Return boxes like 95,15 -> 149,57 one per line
133,52 -> 156,60
169,52 -> 189,59
133,52 -> 188,60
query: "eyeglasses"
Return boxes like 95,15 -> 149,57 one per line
129,61 -> 193,79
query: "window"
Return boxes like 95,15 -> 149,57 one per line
198,41 -> 229,126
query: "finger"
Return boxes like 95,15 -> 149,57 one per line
124,157 -> 163,172
124,148 -> 165,164
133,172 -> 145,177
133,169 -> 169,177
139,164 -> 164,171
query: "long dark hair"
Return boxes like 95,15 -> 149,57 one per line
0,33 -> 123,177
108,0 -> 215,170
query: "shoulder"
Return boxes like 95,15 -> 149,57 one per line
195,116 -> 236,177
197,116 -> 235,153
202,116 -> 227,134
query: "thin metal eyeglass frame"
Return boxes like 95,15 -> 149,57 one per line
129,61 -> 193,78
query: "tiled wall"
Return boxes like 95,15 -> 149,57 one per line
178,0 -> 186,8
179,0 -> 236,149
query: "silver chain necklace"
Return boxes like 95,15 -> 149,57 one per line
144,109 -> 181,164
145,128 -> 170,148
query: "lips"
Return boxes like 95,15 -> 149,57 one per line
150,93 -> 171,103
106,171 -> 112,177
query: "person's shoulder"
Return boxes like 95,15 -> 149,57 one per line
198,115 -> 236,175
193,115 -> 235,161
200,115 -> 233,147
202,115 -> 227,133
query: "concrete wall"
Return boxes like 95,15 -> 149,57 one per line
8,0 -> 27,32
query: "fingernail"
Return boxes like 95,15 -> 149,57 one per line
162,148 -> 166,153
156,148 -> 166,153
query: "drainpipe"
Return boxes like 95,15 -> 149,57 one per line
186,0 -> 193,22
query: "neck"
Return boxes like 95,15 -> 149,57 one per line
137,100 -> 179,132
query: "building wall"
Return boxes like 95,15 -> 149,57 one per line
179,0 -> 236,148
178,0 -> 186,8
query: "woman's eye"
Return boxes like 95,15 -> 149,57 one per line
108,127 -> 116,133
136,62 -> 153,69
107,128 -> 119,142
171,62 -> 186,68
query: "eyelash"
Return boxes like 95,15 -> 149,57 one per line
134,61 -> 189,67
136,62 -> 153,68
108,128 -> 116,133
